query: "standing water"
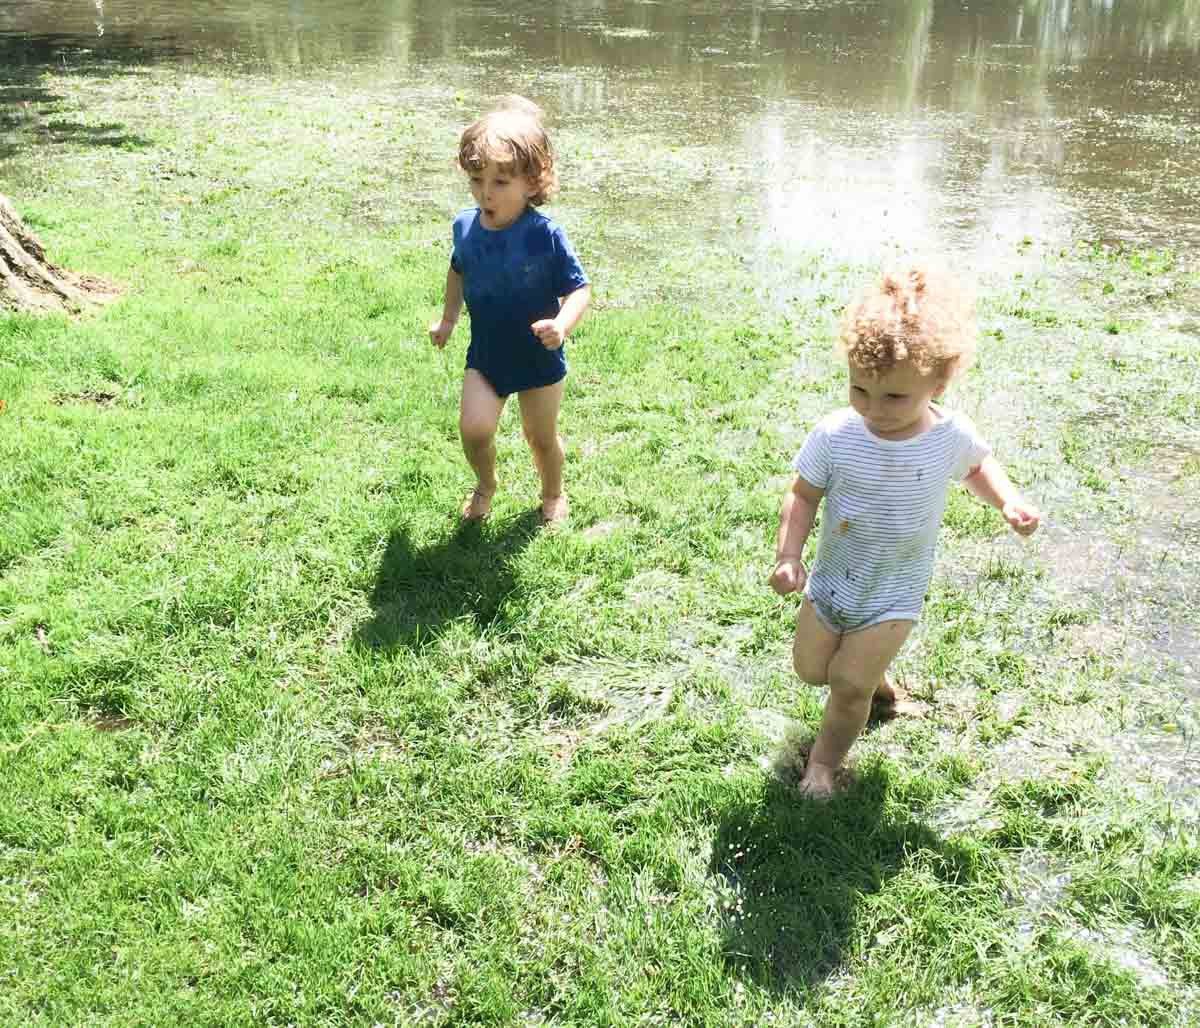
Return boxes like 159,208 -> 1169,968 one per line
2,0 -> 1198,275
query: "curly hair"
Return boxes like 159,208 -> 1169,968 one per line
838,265 -> 977,380
457,96 -> 558,206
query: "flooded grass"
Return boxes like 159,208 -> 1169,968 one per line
0,52 -> 1198,1028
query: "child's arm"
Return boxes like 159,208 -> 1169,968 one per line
429,267 -> 464,349
964,456 -> 1041,536
531,284 -> 592,350
769,475 -> 824,595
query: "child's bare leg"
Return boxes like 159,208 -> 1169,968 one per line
517,379 -> 567,523
802,619 -> 913,797
459,370 -> 505,519
792,599 -> 840,686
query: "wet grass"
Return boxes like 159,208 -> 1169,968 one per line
1,63 -> 1199,1026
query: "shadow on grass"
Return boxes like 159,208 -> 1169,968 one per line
35,119 -> 151,150
711,764 -> 978,991
354,510 -> 541,652
0,37 -> 164,160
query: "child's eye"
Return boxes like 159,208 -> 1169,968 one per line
851,386 -> 867,395
886,394 -> 906,400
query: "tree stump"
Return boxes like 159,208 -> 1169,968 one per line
0,194 -> 120,314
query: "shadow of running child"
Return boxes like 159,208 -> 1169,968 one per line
354,509 -> 541,653
709,759 -> 982,993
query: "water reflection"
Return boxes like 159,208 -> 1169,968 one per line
5,1 -> 1198,83
2,0 -> 1198,262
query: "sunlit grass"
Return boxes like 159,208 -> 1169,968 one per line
1,63 -> 1198,1026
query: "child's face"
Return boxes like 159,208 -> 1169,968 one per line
848,361 -> 947,440
468,161 -> 535,230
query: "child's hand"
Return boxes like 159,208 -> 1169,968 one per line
531,318 -> 564,350
1003,499 -> 1041,536
429,318 -> 456,349
769,557 -> 807,596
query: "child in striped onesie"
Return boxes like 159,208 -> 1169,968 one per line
769,266 -> 1041,797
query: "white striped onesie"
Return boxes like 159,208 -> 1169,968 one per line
792,405 -> 991,633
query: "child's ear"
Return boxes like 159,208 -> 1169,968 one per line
933,362 -> 958,397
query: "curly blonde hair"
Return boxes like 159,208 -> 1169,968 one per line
838,265 -> 977,380
457,96 -> 558,206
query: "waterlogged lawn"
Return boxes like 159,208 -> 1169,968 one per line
1,66 -> 1199,1026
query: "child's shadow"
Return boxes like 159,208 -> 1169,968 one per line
354,511 -> 541,652
711,762 -> 978,990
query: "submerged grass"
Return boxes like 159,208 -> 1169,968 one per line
1,62 -> 1198,1026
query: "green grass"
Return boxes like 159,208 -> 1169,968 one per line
1,62 -> 1199,1026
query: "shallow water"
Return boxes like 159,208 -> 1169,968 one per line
3,0 -> 1199,271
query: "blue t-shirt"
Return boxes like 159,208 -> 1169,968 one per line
450,206 -> 588,396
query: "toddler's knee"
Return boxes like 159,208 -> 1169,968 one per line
792,652 -> 826,686
460,418 -> 495,449
523,427 -> 561,455
827,668 -> 875,701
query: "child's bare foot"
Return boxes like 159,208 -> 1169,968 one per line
870,678 -> 926,720
798,760 -> 839,799
461,487 -> 495,521
539,493 -> 569,527
873,677 -> 898,706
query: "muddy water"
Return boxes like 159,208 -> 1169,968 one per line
4,0 -> 1200,269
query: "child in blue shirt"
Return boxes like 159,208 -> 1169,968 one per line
430,97 -> 591,525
